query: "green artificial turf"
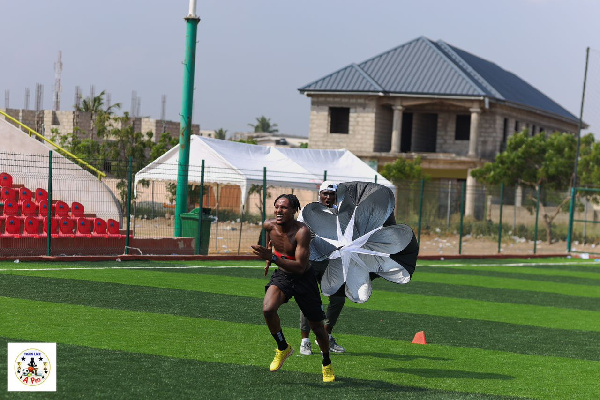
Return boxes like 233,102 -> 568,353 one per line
0,258 -> 598,399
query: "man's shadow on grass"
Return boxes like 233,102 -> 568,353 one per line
328,352 -> 515,381
339,351 -> 450,362
384,367 -> 514,380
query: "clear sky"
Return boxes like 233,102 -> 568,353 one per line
2,0 -> 599,138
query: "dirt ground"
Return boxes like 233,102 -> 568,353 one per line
132,217 -> 599,258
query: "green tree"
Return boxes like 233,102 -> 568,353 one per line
233,138 -> 258,145
380,156 -> 428,182
150,132 -> 179,161
214,128 -> 227,140
381,156 -> 430,219
50,128 -> 101,163
75,90 -> 121,142
471,131 -> 597,243
248,115 -> 278,133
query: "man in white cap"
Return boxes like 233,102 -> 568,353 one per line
297,181 -> 346,355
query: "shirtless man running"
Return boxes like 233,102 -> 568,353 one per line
251,194 -> 335,382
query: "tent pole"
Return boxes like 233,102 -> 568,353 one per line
215,183 -> 219,253
261,167 -> 267,246
195,160 -> 205,255
237,203 -> 245,255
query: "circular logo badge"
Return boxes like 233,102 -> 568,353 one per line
14,348 -> 51,386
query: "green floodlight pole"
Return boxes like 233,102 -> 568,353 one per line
174,1 -> 201,237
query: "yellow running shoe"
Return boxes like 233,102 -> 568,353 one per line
322,364 -> 335,382
269,345 -> 294,371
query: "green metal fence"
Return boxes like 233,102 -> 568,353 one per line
2,151 -> 598,257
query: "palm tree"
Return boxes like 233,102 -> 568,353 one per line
75,90 -> 121,143
248,115 -> 278,133
214,128 -> 227,140
75,90 -> 121,114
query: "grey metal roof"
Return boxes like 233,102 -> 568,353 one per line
299,36 -> 577,122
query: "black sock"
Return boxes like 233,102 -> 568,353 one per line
322,352 -> 331,366
272,330 -> 288,351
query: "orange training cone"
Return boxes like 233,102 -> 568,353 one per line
412,331 -> 427,344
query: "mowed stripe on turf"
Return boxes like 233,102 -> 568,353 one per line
1,274 -> 598,360
418,266 -> 600,286
422,263 -> 600,279
1,268 -> 598,332
407,271 -> 600,297
0,297 -> 597,399
0,337 -> 515,400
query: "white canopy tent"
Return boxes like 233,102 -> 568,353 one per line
135,136 -> 395,205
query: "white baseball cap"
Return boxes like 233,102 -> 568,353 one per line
319,181 -> 338,193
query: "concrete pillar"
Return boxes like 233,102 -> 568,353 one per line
389,105 -> 404,153
465,170 -> 476,217
468,108 -> 481,157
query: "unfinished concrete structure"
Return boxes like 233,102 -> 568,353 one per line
0,108 -> 201,143
299,37 -> 580,215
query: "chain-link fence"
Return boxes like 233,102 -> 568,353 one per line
3,151 -> 597,257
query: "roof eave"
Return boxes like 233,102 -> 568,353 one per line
299,90 -> 387,96
489,98 -> 581,127
299,90 -> 487,102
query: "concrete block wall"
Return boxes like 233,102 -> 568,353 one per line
474,112 -> 499,160
308,95 -> 378,153
436,112 -> 468,155
411,113 -> 438,152
373,104 -> 393,152
49,110 -> 79,136
1,108 -> 196,144
495,105 -> 577,137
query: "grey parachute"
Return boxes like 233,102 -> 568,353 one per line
300,181 -> 418,303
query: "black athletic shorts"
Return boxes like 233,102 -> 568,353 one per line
265,267 -> 326,323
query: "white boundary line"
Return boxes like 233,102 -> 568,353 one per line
0,265 -> 263,272
0,261 -> 599,272
427,262 -> 600,267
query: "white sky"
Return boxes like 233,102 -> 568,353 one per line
1,0 -> 600,138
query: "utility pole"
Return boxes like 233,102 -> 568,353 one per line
174,0 -> 200,236
572,47 -> 590,189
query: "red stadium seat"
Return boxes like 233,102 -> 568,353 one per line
38,200 -> 55,218
75,217 -> 93,237
21,200 -> 38,219
1,200 -> 20,227
1,216 -> 21,237
34,188 -> 48,205
0,172 -> 13,188
34,188 -> 48,204
93,218 -> 109,237
107,219 -> 124,237
42,217 -> 59,237
23,216 -> 41,238
1,186 -> 17,203
2,200 -> 20,218
55,200 -> 70,218
71,201 -> 85,219
58,216 -> 75,237
18,187 -> 33,203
